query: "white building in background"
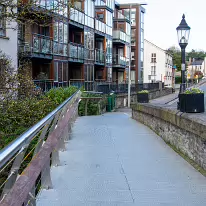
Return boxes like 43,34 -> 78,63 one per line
0,5 -> 18,69
187,58 -> 206,79
144,39 -> 173,87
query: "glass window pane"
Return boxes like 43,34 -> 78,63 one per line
54,62 -> 58,82
54,22 -> 58,41
59,22 -> 63,43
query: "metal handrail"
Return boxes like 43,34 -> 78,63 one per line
33,79 -> 54,82
32,33 -> 52,39
69,41 -> 84,47
0,90 -> 79,169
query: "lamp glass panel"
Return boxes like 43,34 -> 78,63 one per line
177,29 -> 190,44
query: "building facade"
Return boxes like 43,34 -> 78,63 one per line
187,58 -> 206,80
116,3 -> 145,83
0,1 -> 145,89
144,39 -> 173,87
0,5 -> 18,70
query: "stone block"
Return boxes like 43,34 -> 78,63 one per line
132,103 -> 206,170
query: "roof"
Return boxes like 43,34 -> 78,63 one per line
191,60 -> 204,66
144,39 -> 173,57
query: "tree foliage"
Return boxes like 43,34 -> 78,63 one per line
0,51 -> 78,149
167,46 -> 206,72
187,49 -> 206,61
0,0 -> 80,28
167,46 -> 181,71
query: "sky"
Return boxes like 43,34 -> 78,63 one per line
118,0 -> 205,52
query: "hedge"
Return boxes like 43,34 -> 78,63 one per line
0,86 -> 78,149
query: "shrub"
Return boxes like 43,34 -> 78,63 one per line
138,90 -> 149,94
175,76 -> 181,84
78,93 -> 106,116
184,88 -> 204,94
0,86 -> 78,149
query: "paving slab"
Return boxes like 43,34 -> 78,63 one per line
37,112 -> 206,206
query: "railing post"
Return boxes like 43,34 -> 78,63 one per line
27,185 -> 36,206
98,100 -> 101,115
41,160 -> 53,190
1,145 -> 28,199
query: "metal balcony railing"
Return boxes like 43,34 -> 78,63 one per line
114,11 -> 129,21
95,19 -> 106,33
69,79 -> 85,89
70,8 -> 85,25
69,42 -> 84,61
32,33 -> 52,54
19,34 -> 53,55
33,79 -> 54,92
95,49 -> 105,64
113,30 -> 130,44
84,48 -> 94,60
53,41 -> 68,56
112,54 -> 128,67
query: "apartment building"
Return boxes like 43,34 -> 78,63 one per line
0,1 -> 145,90
17,0 -> 117,90
144,39 -> 173,87
115,3 -> 145,83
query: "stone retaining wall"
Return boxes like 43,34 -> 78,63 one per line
132,104 -> 206,170
115,88 -> 173,108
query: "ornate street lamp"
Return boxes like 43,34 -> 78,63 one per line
176,14 -> 191,92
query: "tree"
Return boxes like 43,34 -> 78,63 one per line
167,46 -> 206,72
187,49 -> 206,61
167,46 -> 181,71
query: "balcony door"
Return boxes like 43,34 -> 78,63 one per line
54,61 -> 68,83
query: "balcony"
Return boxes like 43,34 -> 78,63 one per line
113,30 -> 130,45
69,42 -> 84,63
114,11 -> 130,23
95,19 -> 106,35
95,49 -> 105,65
112,54 -> 129,68
84,49 -> 95,61
70,8 -> 85,27
19,33 -> 53,59
53,42 -> 68,56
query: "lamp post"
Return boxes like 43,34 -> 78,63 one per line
176,14 -> 191,93
128,4 -> 132,108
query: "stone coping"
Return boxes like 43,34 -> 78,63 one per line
132,103 -> 206,141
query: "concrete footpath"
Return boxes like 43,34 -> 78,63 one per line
37,111 -> 206,206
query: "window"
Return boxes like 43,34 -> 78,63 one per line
131,52 -> 135,60
54,61 -> 68,82
151,66 -> 156,76
131,29 -> 136,37
131,36 -> 136,46
151,53 -> 156,63
0,6 -> 6,36
53,21 -> 68,56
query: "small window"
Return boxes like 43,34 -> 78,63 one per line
0,6 -> 6,37
151,66 -> 156,75
151,53 -> 156,63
